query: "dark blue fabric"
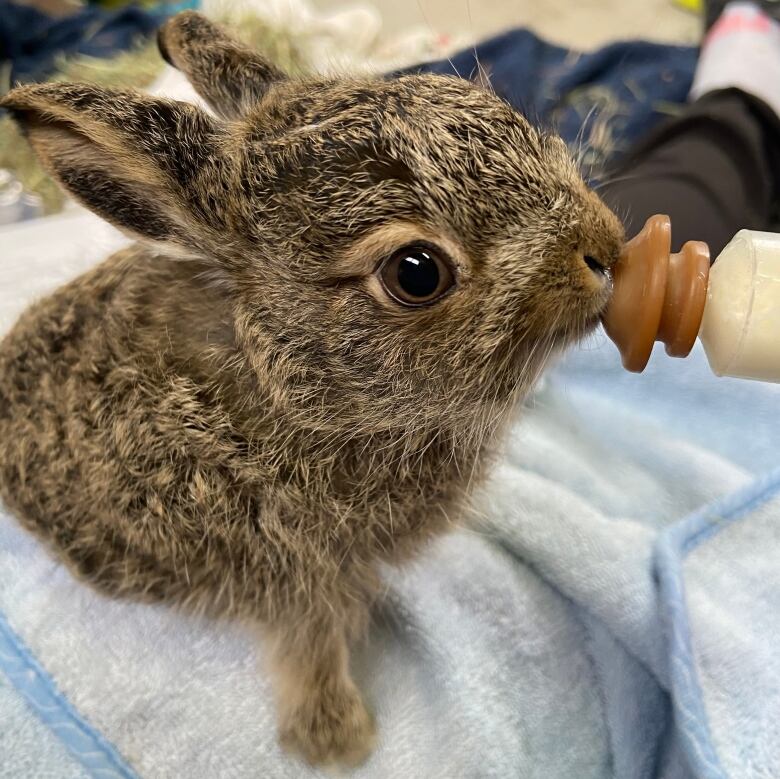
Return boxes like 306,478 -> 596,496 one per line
0,0 -> 167,84
407,28 -> 699,172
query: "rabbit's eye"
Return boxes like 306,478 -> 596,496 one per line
378,246 -> 455,306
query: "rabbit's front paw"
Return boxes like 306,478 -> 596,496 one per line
279,686 -> 376,767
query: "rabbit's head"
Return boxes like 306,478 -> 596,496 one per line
1,12 -> 623,436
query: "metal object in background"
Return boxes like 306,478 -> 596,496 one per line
0,169 -> 44,226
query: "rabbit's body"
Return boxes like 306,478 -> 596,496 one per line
0,238 -> 479,763
0,11 -> 624,766
0,244 -> 465,615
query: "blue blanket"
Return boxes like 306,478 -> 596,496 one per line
2,205 -> 780,779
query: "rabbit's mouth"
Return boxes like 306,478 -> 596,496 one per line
575,276 -> 616,341
544,298 -> 610,351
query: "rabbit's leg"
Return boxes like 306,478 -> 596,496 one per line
271,610 -> 375,766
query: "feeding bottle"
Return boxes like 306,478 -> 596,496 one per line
602,214 -> 780,382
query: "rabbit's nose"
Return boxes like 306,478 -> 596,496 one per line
584,255 -> 607,276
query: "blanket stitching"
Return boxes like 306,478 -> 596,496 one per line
0,608 -> 138,779
655,466 -> 780,779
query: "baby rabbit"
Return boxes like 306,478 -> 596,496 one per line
0,11 -> 623,767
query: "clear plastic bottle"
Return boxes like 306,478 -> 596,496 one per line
699,230 -> 780,382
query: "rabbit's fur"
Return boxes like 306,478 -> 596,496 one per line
0,11 -> 623,766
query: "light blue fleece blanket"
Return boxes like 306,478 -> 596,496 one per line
2,214 -> 780,779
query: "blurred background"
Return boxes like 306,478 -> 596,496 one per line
312,0 -> 699,47
0,0 -> 705,224
8,0 -> 701,48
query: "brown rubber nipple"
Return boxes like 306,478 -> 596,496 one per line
602,214 -> 711,373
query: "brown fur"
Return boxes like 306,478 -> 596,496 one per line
0,11 -> 624,766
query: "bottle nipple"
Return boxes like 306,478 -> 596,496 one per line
602,214 -> 711,372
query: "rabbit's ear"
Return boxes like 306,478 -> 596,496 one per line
1,83 -> 227,250
157,11 -> 286,120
